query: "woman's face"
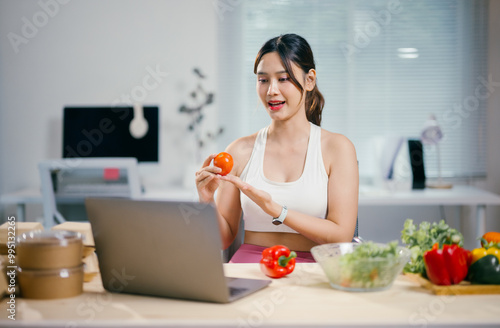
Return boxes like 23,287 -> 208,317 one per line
256,52 -> 312,122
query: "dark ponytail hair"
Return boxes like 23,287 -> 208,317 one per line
254,34 -> 325,126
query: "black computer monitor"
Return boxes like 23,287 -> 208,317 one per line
62,106 -> 159,162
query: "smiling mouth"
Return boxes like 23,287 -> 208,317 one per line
268,101 -> 285,110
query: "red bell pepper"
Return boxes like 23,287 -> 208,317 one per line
423,243 -> 469,285
260,245 -> 297,279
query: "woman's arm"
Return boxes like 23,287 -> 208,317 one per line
220,132 -> 359,244
214,174 -> 243,249
287,132 -> 359,243
196,136 -> 255,249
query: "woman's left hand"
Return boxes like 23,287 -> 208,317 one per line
220,175 -> 276,216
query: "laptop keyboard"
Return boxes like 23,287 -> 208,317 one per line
229,287 -> 248,298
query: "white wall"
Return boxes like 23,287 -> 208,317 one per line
0,0 -> 218,198
0,0 -> 499,248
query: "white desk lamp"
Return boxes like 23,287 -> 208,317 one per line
420,114 -> 452,189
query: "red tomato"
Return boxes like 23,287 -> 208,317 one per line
213,152 -> 233,176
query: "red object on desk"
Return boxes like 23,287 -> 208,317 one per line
260,245 -> 297,279
423,243 -> 469,286
103,168 -> 120,181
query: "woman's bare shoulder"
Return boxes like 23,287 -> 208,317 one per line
320,128 -> 357,164
225,132 -> 259,175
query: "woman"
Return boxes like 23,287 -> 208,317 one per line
195,34 -> 359,263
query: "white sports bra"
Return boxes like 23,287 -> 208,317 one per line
239,122 -> 329,233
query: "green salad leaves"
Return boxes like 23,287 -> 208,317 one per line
341,241 -> 400,262
336,241 -> 402,289
401,219 -> 463,274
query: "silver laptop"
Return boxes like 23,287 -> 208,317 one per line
85,197 -> 270,303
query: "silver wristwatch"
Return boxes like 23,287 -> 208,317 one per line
272,205 -> 288,225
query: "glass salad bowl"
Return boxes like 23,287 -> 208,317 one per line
311,242 -> 411,292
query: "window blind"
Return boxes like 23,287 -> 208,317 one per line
217,0 -> 488,179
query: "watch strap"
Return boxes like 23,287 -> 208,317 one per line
272,205 -> 288,225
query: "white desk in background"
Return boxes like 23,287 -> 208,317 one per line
358,185 -> 500,240
138,185 -> 500,240
0,188 -> 44,221
2,185 -> 500,238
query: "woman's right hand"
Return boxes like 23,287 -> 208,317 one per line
195,154 -> 223,203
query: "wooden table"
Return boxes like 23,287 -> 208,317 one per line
2,263 -> 499,327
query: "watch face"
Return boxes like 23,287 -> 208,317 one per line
272,219 -> 282,225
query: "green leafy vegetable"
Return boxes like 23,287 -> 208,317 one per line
401,219 -> 463,275
341,241 -> 399,263
334,241 -> 402,289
